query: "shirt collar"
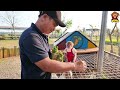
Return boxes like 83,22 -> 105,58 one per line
31,23 -> 48,39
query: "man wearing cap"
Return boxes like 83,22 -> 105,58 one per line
19,11 -> 87,79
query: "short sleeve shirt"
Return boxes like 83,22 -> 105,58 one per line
19,23 -> 52,79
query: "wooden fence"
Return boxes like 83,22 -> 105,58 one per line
0,46 -> 20,59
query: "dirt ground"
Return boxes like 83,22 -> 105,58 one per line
0,56 -> 21,79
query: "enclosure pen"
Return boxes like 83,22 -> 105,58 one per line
51,52 -> 120,79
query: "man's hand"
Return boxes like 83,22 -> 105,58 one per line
73,60 -> 87,72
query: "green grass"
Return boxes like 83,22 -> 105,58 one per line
105,37 -> 120,42
95,42 -> 119,55
0,38 -> 119,55
0,38 -> 57,48
0,40 -> 19,48
87,36 -> 120,43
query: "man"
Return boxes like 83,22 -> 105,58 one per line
19,11 -> 87,79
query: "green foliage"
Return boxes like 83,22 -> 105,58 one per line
55,29 -> 60,34
0,34 -> 10,40
62,15 -> 72,29
105,40 -> 120,45
51,46 -> 64,62
52,46 -> 58,53
0,34 -> 19,40
65,19 -> 72,29
56,50 -> 64,62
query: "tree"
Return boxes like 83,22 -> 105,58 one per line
0,11 -> 21,39
59,13 -> 72,37
89,24 -> 94,41
55,28 -> 62,38
63,19 -> 72,34
108,22 -> 117,53
113,27 -> 119,44
114,26 -> 120,56
82,27 -> 87,36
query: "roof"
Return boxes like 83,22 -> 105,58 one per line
54,32 -> 72,46
54,31 -> 97,50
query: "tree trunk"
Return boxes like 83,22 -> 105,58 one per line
95,36 -> 97,44
109,23 -> 117,53
13,27 -> 16,39
11,29 -> 13,39
117,34 -> 119,55
12,24 -> 16,39
117,34 -> 119,44
118,45 -> 120,56
109,34 -> 113,53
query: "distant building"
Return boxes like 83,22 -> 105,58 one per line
0,26 -> 27,30
86,28 -> 100,36
0,26 -> 27,36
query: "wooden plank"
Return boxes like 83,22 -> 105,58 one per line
0,49 -> 3,59
4,48 -> 8,58
76,47 -> 99,54
60,47 -> 99,54
14,46 -> 17,56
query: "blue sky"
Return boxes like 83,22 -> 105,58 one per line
0,11 -> 120,32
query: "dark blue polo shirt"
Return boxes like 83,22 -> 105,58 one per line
19,23 -> 52,79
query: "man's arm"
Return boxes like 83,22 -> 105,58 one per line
35,57 -> 75,73
73,48 -> 77,62
73,52 -> 77,62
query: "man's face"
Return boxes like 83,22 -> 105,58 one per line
43,15 -> 58,34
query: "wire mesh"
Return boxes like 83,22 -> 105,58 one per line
51,52 -> 120,79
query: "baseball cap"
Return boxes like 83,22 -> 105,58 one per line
39,11 -> 66,27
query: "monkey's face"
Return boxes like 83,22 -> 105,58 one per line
113,14 -> 118,19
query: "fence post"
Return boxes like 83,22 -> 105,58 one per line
14,46 -> 17,56
118,43 -> 120,56
2,47 -> 4,58
8,48 -> 10,57
97,11 -> 108,72
17,47 -> 20,55
0,48 -> 2,59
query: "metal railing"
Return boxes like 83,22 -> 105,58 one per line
51,51 -> 120,79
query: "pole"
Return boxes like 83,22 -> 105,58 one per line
97,11 -> 108,72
